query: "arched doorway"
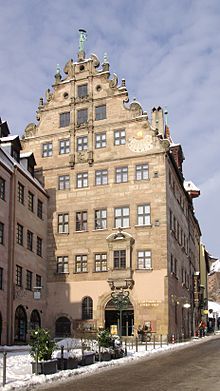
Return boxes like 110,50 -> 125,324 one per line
14,305 -> 27,343
30,310 -> 41,330
105,298 -> 134,336
55,316 -> 71,338
0,312 -> 2,345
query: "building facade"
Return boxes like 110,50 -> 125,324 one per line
20,44 -> 202,340
0,119 -> 48,345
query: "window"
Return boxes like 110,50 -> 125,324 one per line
95,209 -> 107,230
76,172 -> 88,188
114,207 -> 129,228
58,175 -> 70,190
42,142 -> 52,157
137,250 -> 152,270
114,129 -> 126,145
95,132 -> 106,149
27,230 -> 33,251
77,108 -> 88,125
77,136 -> 88,151
59,139 -> 70,154
16,265 -> 22,287
58,213 -> 69,234
95,105 -> 106,121
95,170 -> 108,186
170,254 -> 177,276
135,164 -> 149,180
76,211 -> 87,231
18,182 -> 24,204
26,270 -> 33,291
28,191 -> 34,212
0,222 -> 4,245
115,166 -> 128,183
60,112 -> 70,128
37,199 -> 43,219
114,250 -> 126,269
137,204 -> 151,226
36,274 -> 42,288
37,237 -> 42,257
82,296 -> 93,319
0,267 -> 3,290
75,255 -> 88,273
95,253 -> 107,272
0,177 -> 5,200
78,84 -> 88,98
17,223 -> 23,246
57,256 -> 69,273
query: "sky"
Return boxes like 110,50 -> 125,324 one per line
0,0 -> 219,257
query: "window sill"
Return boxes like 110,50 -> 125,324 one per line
75,230 -> 88,233
112,227 -> 131,230
56,232 -> 69,235
92,229 -> 108,232
134,224 -> 152,228
76,187 -> 89,190
135,268 -> 153,272
56,272 -> 70,275
73,271 -> 88,274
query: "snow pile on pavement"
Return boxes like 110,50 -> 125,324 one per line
0,337 -> 211,391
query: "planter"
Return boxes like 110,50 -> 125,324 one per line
32,359 -> 58,375
111,349 -> 124,359
100,351 -> 112,362
79,352 -> 95,366
57,357 -> 78,370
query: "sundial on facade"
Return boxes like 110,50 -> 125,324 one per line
128,130 -> 154,153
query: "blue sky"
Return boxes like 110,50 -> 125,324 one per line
0,0 -> 219,257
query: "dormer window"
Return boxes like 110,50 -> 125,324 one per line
78,84 -> 88,98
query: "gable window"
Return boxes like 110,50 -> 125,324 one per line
58,213 -> 69,234
26,270 -> 33,291
95,253 -> 107,272
28,191 -> 34,212
77,109 -> 88,125
76,172 -> 88,188
17,223 -> 23,246
57,256 -> 69,273
0,267 -> 3,290
58,175 -> 70,190
95,209 -> 107,230
0,222 -> 4,245
114,207 -> 129,228
137,250 -> 152,270
27,230 -> 33,251
59,139 -> 70,154
75,255 -> 88,273
82,296 -> 93,319
18,182 -> 24,204
37,200 -> 43,219
42,142 -> 52,157
95,170 -> 108,186
115,166 -> 128,183
78,84 -> 88,98
114,250 -> 126,269
135,164 -> 149,180
0,177 -> 5,200
77,136 -> 88,151
137,204 -> 151,226
95,132 -> 106,149
95,105 -> 106,121
37,237 -> 42,257
60,112 -> 70,128
114,129 -> 126,145
16,265 -> 22,287
76,211 -> 87,231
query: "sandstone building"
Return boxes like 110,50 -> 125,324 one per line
0,119 -> 48,345
19,40 -> 202,341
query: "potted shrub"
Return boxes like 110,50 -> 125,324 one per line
30,328 -> 57,375
96,329 -> 112,361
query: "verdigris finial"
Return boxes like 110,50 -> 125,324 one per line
79,29 -> 87,52
54,64 -> 62,84
56,64 -> 61,75
103,52 -> 109,64
164,106 -> 168,125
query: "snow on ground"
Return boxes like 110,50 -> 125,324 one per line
0,337 -> 215,391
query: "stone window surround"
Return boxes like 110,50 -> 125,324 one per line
0,176 -> 5,200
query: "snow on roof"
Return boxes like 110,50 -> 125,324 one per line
20,152 -> 34,158
0,135 -> 19,142
210,259 -> 220,273
184,181 -> 200,192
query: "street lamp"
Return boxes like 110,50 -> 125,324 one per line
111,289 -> 130,338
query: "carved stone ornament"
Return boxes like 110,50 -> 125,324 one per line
77,151 -> 87,163
45,89 -> 53,102
64,59 -> 75,77
90,53 -> 100,68
24,123 -> 37,137
109,73 -> 118,89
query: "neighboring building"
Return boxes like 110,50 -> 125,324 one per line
208,258 -> 220,302
0,118 -> 48,345
199,243 -> 210,323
